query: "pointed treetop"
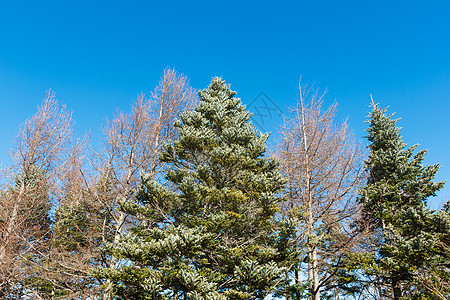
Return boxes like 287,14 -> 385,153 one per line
366,101 -> 405,153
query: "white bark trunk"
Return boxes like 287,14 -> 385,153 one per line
300,98 -> 320,300
103,211 -> 126,300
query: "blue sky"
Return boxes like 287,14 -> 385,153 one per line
0,0 -> 449,208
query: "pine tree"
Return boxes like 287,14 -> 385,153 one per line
96,77 -> 289,299
359,102 -> 449,300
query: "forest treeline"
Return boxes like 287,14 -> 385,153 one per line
0,69 -> 448,300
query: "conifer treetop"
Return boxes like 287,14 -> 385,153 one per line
97,77 -> 290,300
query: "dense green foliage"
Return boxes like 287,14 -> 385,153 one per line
96,78 -> 292,299
359,103 -> 450,299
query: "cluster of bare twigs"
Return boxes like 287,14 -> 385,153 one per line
276,82 -> 366,300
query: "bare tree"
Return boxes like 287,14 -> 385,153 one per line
36,139 -> 107,299
89,68 -> 197,299
0,91 -> 73,297
11,68 -> 199,299
24,68 -> 198,299
276,82 -> 364,300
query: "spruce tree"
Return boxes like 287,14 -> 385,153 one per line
96,77 -> 289,299
359,102 -> 449,300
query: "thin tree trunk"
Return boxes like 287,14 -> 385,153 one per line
392,276 -> 402,300
312,246 -> 320,300
300,97 -> 320,300
294,267 -> 299,300
103,210 -> 126,300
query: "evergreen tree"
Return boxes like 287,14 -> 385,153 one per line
359,102 -> 449,300
96,77 -> 290,299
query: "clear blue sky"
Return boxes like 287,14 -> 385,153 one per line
1,0 -> 449,208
